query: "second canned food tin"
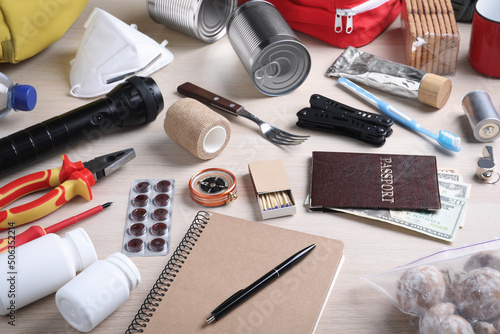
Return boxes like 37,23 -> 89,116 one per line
227,0 -> 311,96
147,0 -> 237,43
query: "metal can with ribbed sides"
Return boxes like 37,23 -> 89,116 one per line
227,0 -> 311,96
147,0 -> 237,43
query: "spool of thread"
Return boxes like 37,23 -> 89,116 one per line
462,90 -> 500,142
164,98 -> 231,159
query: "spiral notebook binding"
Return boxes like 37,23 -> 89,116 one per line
126,211 -> 211,333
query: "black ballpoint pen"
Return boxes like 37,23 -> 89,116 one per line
205,243 -> 316,324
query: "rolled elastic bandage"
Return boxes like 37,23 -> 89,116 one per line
164,98 -> 231,160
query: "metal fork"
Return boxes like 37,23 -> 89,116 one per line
177,82 -> 309,145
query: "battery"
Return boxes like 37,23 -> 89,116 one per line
227,0 -> 311,96
462,90 -> 500,142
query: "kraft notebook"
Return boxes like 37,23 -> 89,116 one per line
309,151 -> 441,210
126,211 -> 344,334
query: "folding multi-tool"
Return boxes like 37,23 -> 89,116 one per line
296,94 -> 394,145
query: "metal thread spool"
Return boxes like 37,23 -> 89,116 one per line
227,0 -> 311,96
462,90 -> 500,142
147,0 -> 237,43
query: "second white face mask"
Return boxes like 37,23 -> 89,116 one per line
70,8 -> 174,98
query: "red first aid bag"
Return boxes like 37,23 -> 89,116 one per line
238,0 -> 401,48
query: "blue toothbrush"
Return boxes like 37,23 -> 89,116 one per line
338,77 -> 461,152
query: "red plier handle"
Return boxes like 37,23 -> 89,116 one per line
0,155 -> 94,231
0,155 -> 85,209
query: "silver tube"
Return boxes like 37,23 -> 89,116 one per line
326,46 -> 452,109
326,46 -> 425,99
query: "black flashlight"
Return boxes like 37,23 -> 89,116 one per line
0,76 -> 164,176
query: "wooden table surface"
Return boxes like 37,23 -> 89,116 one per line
0,1 -> 498,333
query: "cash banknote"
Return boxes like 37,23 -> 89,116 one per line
336,195 -> 466,242
309,171 -> 471,242
438,172 -> 462,182
438,175 -> 471,228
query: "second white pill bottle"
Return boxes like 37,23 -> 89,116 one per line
56,252 -> 141,332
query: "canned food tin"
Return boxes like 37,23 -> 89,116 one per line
462,90 -> 500,142
227,0 -> 311,96
147,0 -> 237,43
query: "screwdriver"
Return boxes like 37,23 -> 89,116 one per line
0,202 -> 112,254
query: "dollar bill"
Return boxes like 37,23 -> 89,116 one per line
335,194 -> 466,242
438,172 -> 462,183
438,179 -> 471,199
438,168 -> 459,174
306,172 -> 471,242
437,177 -> 471,228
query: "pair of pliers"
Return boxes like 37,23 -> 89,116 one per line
0,148 -> 135,231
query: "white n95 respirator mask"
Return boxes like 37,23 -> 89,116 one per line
70,8 -> 173,98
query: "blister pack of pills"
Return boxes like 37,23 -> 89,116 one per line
122,179 -> 174,257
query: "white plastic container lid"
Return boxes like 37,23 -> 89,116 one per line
63,228 -> 98,272
106,252 -> 141,290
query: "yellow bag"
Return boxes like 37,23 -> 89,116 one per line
0,0 -> 88,63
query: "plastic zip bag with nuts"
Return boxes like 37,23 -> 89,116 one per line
363,238 -> 500,333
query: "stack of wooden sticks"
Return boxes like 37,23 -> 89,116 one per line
401,0 -> 460,75
258,191 -> 294,211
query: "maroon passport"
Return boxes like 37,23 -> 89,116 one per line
309,151 -> 441,210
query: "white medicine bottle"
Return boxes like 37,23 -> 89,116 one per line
56,252 -> 141,332
0,227 -> 97,315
